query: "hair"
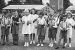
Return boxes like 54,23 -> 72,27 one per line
30,8 -> 37,14
67,12 -> 72,17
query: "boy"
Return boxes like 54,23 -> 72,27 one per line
11,11 -> 20,45
36,12 -> 46,46
48,16 -> 56,47
55,16 -> 68,49
1,14 -> 11,45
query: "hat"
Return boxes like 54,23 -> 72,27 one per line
23,9 -> 29,12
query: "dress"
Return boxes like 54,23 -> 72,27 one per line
66,18 -> 75,38
22,15 -> 31,34
28,14 -> 39,34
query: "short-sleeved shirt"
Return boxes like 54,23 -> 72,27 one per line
37,17 -> 46,25
66,18 -> 75,28
60,21 -> 67,30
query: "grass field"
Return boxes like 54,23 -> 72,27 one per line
0,24 -> 75,50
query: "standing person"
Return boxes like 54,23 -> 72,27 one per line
22,9 -> 31,47
29,8 -> 39,44
66,13 -> 75,47
1,14 -> 11,45
52,13 -> 59,43
55,16 -> 68,49
11,11 -> 20,45
36,12 -> 46,46
48,15 -> 56,47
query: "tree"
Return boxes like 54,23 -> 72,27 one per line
63,0 -> 73,9
0,0 -> 6,12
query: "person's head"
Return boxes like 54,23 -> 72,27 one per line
67,12 -> 72,18
23,9 -> 29,16
63,16 -> 66,21
31,8 -> 36,14
39,12 -> 44,18
37,10 -> 42,15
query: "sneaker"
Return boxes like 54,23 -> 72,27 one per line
30,41 -> 33,44
27,42 -> 29,47
55,47 -> 59,49
50,43 -> 53,47
68,43 -> 71,47
64,43 -> 67,47
41,44 -> 44,46
37,43 -> 40,46
24,42 -> 26,47
33,41 -> 35,44
54,41 -> 57,43
49,43 -> 51,47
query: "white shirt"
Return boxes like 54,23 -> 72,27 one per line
53,17 -> 59,28
37,17 -> 46,25
66,18 -> 75,28
60,21 -> 67,30
5,18 -> 10,25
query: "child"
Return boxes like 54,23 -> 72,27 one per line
36,12 -> 46,46
48,16 -> 56,47
29,8 -> 39,44
22,10 -> 31,47
52,13 -> 59,43
66,13 -> 75,47
55,16 -> 68,49
1,14 -> 11,45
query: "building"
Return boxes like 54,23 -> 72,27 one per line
50,0 -> 63,11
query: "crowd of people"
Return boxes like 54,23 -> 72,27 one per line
0,8 -> 75,49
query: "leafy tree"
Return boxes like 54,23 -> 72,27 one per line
63,0 -> 73,9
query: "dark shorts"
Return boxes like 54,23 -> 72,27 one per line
60,30 -> 67,39
48,27 -> 56,39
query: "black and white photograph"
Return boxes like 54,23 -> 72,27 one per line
0,0 -> 75,50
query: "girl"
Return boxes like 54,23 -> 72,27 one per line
29,8 -> 39,44
66,13 -> 75,47
22,10 -> 31,47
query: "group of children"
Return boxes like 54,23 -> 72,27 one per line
1,9 -> 75,49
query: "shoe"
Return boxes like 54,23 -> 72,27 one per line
64,43 -> 67,47
54,41 -> 57,43
27,42 -> 29,47
49,43 -> 51,47
37,44 -> 40,46
24,42 -> 26,46
62,46 -> 66,48
41,44 -> 44,46
30,41 -> 33,44
50,43 -> 53,47
55,47 -> 59,49
68,43 -> 71,47
33,41 -> 35,44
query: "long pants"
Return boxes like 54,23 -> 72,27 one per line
11,25 -> 19,45
1,26 -> 10,44
58,30 -> 67,46
37,25 -> 45,43
12,34 -> 18,44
